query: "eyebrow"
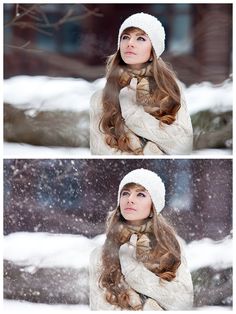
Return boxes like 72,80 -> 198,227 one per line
122,31 -> 147,37
122,188 -> 147,192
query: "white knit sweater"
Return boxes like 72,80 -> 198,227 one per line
89,240 -> 194,310
89,82 -> 193,155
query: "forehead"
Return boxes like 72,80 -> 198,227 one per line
122,26 -> 147,36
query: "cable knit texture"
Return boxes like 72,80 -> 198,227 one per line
89,79 -> 193,155
89,236 -> 194,310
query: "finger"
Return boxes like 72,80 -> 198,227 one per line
130,234 -> 138,247
129,78 -> 138,90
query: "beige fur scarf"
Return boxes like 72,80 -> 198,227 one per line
118,64 -> 159,112
119,219 -> 154,263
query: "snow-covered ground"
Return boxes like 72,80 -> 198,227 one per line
4,142 -> 91,158
3,232 -> 233,312
3,142 -> 232,158
3,300 -> 90,313
3,299 -> 232,313
3,75 -> 232,157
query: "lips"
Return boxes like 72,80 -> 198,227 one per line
124,207 -> 136,211
125,51 -> 136,55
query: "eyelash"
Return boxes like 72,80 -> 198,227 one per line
121,191 -> 146,197
137,37 -> 146,41
121,191 -> 129,196
121,35 -> 146,41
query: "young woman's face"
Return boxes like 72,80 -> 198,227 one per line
120,28 -> 152,70
119,185 -> 152,225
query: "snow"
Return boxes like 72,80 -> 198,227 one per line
3,232 -> 232,273
191,148 -> 232,156
3,299 -> 89,313
4,232 -> 105,270
3,75 -> 232,157
3,299 -> 231,313
4,75 -> 106,113
4,75 -> 232,115
185,236 -> 232,271
183,79 -> 232,115
4,142 -> 91,158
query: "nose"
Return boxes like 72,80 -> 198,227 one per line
127,193 -> 135,203
127,37 -> 135,47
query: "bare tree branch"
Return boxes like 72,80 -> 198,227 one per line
5,41 -> 42,52
5,4 -> 39,28
4,4 -> 103,51
5,4 -> 103,31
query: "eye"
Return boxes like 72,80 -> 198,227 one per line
137,36 -> 146,41
121,34 -> 129,40
137,192 -> 146,197
121,191 -> 129,197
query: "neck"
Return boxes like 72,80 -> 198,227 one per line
124,218 -> 152,234
125,217 -> 150,227
127,62 -> 149,71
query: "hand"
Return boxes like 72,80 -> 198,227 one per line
119,234 -> 138,259
119,234 -> 140,278
119,78 -> 138,105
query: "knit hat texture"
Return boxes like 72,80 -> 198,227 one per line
117,168 -> 165,213
117,12 -> 165,58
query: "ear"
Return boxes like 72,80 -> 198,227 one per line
149,211 -> 153,218
149,50 -> 154,62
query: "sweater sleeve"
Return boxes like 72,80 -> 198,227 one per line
89,247 -> 122,310
119,83 -> 193,155
89,90 -> 142,155
119,243 -> 194,310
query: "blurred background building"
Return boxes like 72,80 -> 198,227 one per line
4,3 -> 232,85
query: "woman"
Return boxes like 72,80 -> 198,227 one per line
90,12 -> 193,155
89,168 -> 194,310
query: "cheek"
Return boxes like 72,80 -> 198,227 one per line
144,200 -> 152,213
119,197 -> 125,208
144,46 -> 151,57
141,41 -> 152,55
120,41 -> 126,52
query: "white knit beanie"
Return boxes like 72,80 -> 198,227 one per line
117,12 -> 165,58
117,168 -> 165,213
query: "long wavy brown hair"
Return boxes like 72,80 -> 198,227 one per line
99,27 -> 181,154
99,183 -> 181,310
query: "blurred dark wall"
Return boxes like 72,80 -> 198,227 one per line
4,159 -> 232,242
4,3 -> 232,85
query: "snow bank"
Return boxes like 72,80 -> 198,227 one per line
4,232 -> 105,270
184,79 -> 232,115
4,75 -> 105,112
4,75 -> 232,115
185,236 -> 232,272
3,232 -> 232,272
3,75 -> 232,157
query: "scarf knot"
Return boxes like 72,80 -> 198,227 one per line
119,220 -> 153,262
118,64 -> 158,109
